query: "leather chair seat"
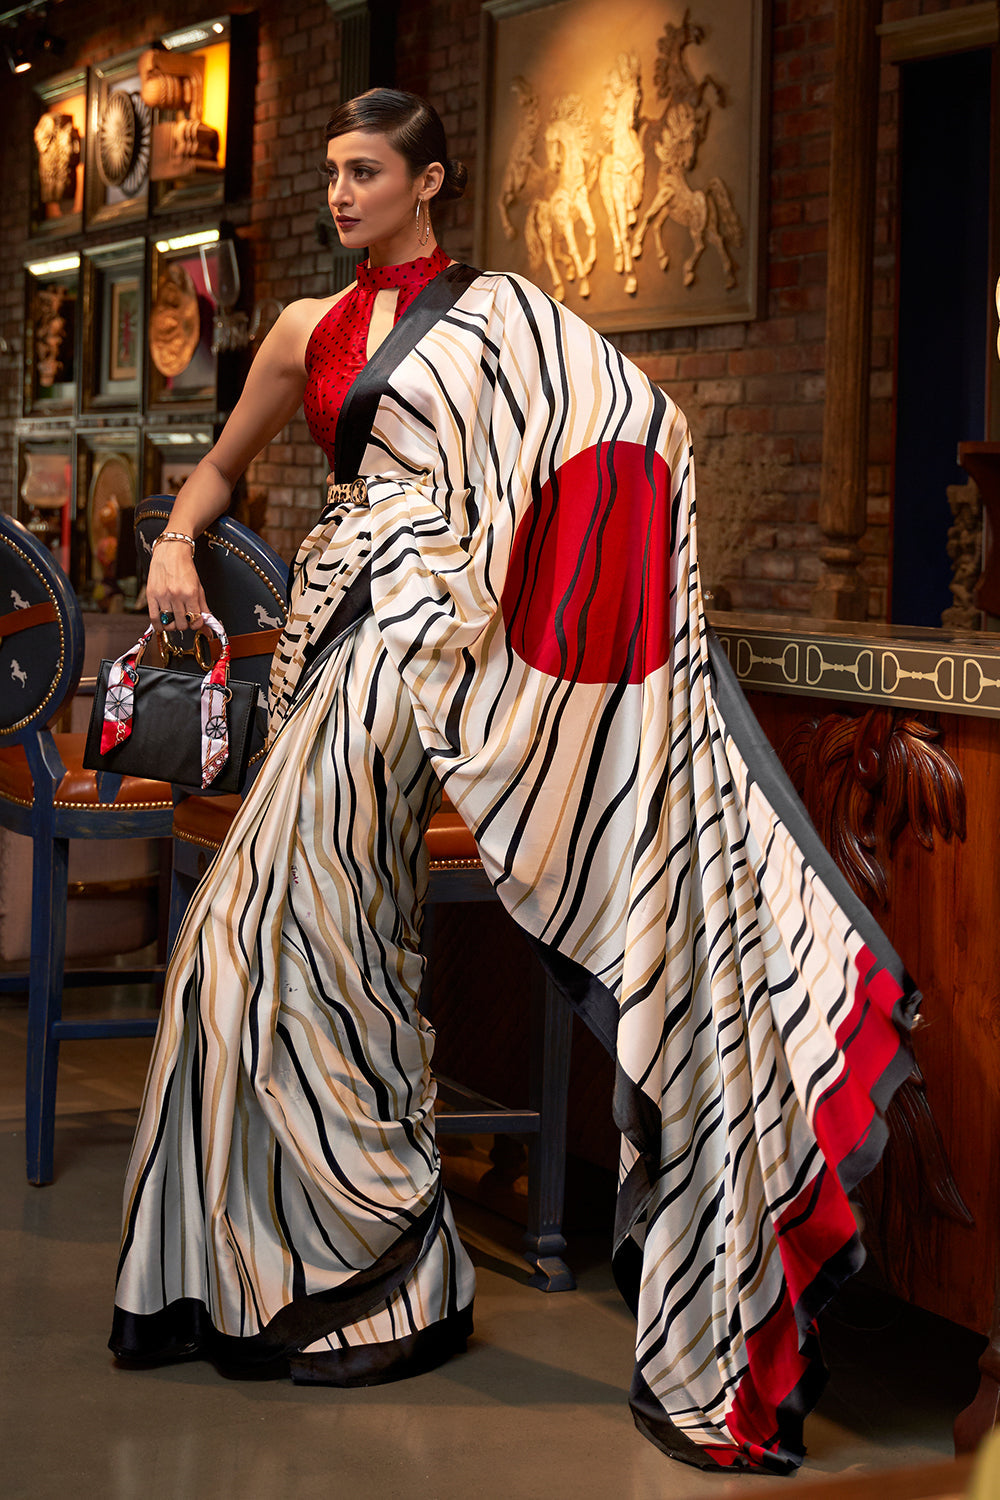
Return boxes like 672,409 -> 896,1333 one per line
0,735 -> 172,811
172,792 -> 243,849
174,790 -> 482,865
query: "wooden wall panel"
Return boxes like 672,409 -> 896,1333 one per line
748,690 -> 1000,1334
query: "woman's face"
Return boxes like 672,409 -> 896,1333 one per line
324,130 -> 432,265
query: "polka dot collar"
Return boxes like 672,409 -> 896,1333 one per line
356,245 -> 450,292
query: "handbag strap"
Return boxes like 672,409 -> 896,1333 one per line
99,613 -> 234,789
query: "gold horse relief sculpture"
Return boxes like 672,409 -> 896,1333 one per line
598,54 -> 645,296
495,8 -> 743,304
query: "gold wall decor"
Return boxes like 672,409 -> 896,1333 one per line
85,51 -> 152,226
139,48 -> 221,183
30,70 -> 87,237
478,0 -> 768,332
146,233 -> 221,410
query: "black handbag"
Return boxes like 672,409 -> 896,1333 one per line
83,616 -> 262,793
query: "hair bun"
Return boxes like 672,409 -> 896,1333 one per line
438,157 -> 468,202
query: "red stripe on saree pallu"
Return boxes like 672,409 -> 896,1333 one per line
722,950 -> 909,1466
812,946 -> 907,1170
724,1282 -> 812,1462
501,442 -> 672,684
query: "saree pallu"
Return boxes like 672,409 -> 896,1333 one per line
112,265 -> 919,1472
357,270 -> 918,1472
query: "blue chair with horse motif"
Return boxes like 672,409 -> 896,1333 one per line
0,513 -> 175,1184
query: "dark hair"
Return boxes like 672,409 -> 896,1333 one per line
325,88 -> 468,202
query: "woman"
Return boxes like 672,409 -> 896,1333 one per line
111,89 -> 919,1476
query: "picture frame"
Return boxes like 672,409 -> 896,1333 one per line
110,280 -> 141,381
146,233 -> 220,412
81,239 -> 145,410
74,428 -> 141,609
84,49 -> 152,229
141,423 -> 215,501
29,68 -> 87,239
23,253 -> 80,416
146,14 -> 256,216
16,433 -> 75,579
476,0 -> 769,334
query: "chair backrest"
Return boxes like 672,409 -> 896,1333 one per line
0,514 -> 83,746
135,497 -> 287,690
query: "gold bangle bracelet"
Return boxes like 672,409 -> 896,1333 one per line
151,531 -> 196,556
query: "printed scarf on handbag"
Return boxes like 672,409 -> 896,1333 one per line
99,612 -> 232,789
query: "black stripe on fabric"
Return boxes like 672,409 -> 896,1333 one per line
273,1019 -> 418,1224
334,263 -> 481,483
116,1062 -> 180,1282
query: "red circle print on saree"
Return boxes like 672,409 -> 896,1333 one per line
501,442 -> 673,684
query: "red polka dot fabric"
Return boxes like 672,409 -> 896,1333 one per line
303,245 -> 451,470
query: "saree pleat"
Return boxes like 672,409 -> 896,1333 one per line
112,608 -> 475,1376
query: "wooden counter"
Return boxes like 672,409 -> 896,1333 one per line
712,612 -> 1000,1449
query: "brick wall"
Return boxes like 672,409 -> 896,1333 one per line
0,0 -> 989,614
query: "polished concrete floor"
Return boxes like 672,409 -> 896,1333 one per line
0,987 -> 986,1500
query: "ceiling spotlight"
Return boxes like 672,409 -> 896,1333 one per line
6,35 -> 32,73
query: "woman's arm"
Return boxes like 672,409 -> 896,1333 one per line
146,296 -> 334,630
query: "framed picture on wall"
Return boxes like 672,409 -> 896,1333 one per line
142,423 -> 215,502
146,231 -> 220,411
74,428 -> 141,609
81,239 -> 145,410
84,49 -> 152,228
16,433 -> 75,579
476,0 -> 769,333
30,69 -> 87,238
23,253 -> 80,415
142,14 -> 256,216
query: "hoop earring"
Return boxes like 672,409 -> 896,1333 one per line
416,198 -> 431,247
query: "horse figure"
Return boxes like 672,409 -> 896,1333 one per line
497,77 -> 543,241
631,102 -> 742,288
598,53 -> 645,297
655,7 -> 726,118
254,602 -> 283,630
11,659 -> 27,688
523,95 -> 598,302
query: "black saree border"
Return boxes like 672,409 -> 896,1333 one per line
334,262 -> 482,483
288,1303 -> 473,1387
110,1182 -> 445,1368
705,626 -> 922,1029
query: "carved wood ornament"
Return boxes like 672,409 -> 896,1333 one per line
779,706 -> 972,1282
780,706 -> 965,907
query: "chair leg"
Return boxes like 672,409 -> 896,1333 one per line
26,831 -> 68,1185
524,976 -> 575,1291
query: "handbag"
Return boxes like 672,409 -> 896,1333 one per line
83,612 -> 261,793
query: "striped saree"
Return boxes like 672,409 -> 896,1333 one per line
112,266 -> 919,1473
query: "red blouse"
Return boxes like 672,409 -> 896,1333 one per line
302,245 -> 451,469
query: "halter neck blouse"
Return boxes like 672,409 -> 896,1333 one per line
303,245 -> 450,468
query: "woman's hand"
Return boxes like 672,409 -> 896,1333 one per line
146,538 -> 210,634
